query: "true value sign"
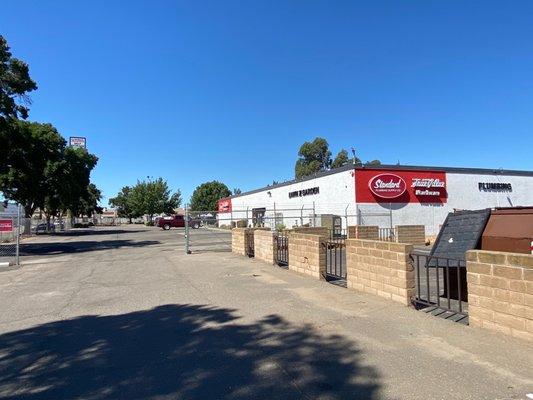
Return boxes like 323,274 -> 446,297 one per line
356,169 -> 448,204
0,219 -> 13,232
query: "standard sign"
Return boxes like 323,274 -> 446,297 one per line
0,219 -> 13,232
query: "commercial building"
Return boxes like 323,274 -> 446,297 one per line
217,164 -> 533,235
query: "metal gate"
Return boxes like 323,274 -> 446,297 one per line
324,238 -> 346,285
184,207 -> 232,253
411,252 -> 468,323
245,230 -> 254,257
275,232 -> 289,268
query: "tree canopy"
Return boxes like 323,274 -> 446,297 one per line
0,34 -> 37,122
109,186 -> 138,222
295,137 -> 380,178
0,121 -> 99,218
110,179 -> 181,222
190,181 -> 231,211
295,138 -> 332,178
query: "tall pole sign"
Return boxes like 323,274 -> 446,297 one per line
69,136 -> 87,149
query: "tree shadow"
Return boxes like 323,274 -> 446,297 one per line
0,304 -> 380,399
51,229 -> 147,237
20,239 -> 161,256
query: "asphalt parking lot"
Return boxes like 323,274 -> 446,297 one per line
0,225 -> 531,399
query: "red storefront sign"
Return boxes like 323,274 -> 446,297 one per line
217,198 -> 232,213
356,169 -> 447,203
0,219 -> 13,232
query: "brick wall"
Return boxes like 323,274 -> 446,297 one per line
292,227 -> 330,236
466,250 -> 533,342
288,232 -> 326,279
396,225 -> 426,245
231,228 -> 247,256
346,239 -> 415,305
254,229 -> 277,264
347,226 -> 379,240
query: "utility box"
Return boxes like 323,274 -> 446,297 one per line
481,207 -> 533,254
313,214 -> 342,234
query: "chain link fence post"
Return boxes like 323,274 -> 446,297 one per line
185,203 -> 191,254
15,204 -> 20,265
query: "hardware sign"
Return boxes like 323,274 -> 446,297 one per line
368,174 -> 407,199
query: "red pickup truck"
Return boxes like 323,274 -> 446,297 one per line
157,215 -> 200,230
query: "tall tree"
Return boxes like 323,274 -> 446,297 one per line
59,147 -> 99,217
331,149 -> 348,168
294,137 -> 332,179
127,178 -> 181,222
331,149 -> 364,168
109,186 -> 138,223
78,183 -> 103,217
233,188 -> 242,195
365,159 -> 381,166
0,35 -> 37,122
190,181 -> 231,211
0,121 -> 65,217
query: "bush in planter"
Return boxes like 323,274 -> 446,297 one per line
275,223 -> 286,232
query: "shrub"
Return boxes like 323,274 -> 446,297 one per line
275,223 -> 286,232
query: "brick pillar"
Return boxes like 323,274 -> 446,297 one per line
396,225 -> 426,245
346,239 -> 414,305
288,232 -> 326,280
231,228 -> 247,256
466,250 -> 533,342
347,226 -> 379,240
254,229 -> 277,264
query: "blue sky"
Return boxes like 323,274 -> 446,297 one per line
2,1 -> 533,204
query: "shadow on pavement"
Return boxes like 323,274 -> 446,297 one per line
19,239 -> 161,256
0,304 -> 380,399
46,229 -> 147,237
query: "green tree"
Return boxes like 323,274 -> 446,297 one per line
59,147 -> 99,217
190,181 -> 231,211
169,189 -> 182,210
127,178 -> 181,222
78,183 -> 103,217
294,137 -> 332,178
0,35 -> 37,122
331,149 -> 348,168
365,159 -> 381,166
109,186 -> 139,223
233,188 -> 242,195
0,121 -> 65,217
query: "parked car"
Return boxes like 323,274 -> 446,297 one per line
32,222 -> 55,235
157,215 -> 200,230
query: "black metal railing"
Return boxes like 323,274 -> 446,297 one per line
324,238 -> 346,282
276,233 -> 289,267
378,227 -> 396,242
329,228 -> 347,240
245,230 -> 254,258
411,252 -> 468,319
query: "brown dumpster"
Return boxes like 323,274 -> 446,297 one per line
481,207 -> 533,254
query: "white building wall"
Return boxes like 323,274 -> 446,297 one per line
220,168 -> 533,235
220,169 -> 356,229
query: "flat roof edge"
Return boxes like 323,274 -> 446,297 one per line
228,163 -> 533,199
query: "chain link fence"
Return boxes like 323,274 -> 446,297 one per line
0,205 -> 21,266
182,203 -> 397,254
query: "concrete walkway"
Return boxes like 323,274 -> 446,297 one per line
0,226 -> 531,399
